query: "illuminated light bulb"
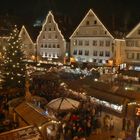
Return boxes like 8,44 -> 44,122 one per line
11,77 -> 13,80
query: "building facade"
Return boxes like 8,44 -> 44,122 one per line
19,25 -> 35,60
70,9 -> 114,66
124,23 -> 140,70
36,11 -> 66,62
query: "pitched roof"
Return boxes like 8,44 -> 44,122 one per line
14,102 -> 56,127
0,125 -> 43,140
70,9 -> 114,39
126,22 -> 140,38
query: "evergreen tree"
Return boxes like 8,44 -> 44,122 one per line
2,25 -> 26,89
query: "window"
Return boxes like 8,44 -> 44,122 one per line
44,28 -> 46,31
85,40 -> 89,46
99,51 -> 104,56
106,41 -> 110,46
137,53 -> 140,60
94,20 -> 97,24
85,50 -> 89,56
41,44 -> 43,48
48,44 -> 51,48
99,59 -> 102,63
53,44 -> 55,48
55,35 -> 57,39
57,44 -> 60,48
79,50 -> 83,55
78,40 -> 83,46
43,35 -> 45,39
127,53 -> 134,59
93,59 -> 96,63
138,29 -> 140,35
93,40 -> 97,46
93,51 -> 97,56
86,21 -> 89,25
49,27 -> 51,31
99,41 -> 104,46
54,26 -> 55,31
73,40 -> 77,46
105,51 -> 110,57
73,50 -> 77,55
45,44 -> 47,48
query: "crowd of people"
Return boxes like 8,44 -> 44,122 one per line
56,100 -> 102,140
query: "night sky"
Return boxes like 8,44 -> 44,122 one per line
0,0 -> 140,32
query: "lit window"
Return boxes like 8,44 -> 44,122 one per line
73,40 -> 77,46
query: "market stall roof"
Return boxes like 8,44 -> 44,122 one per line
14,102 -> 56,127
87,88 -> 128,105
0,125 -> 43,140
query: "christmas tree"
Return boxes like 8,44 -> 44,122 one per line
2,25 -> 26,89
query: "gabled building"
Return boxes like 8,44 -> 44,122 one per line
36,11 -> 67,62
70,9 -> 115,66
19,25 -> 35,60
125,22 -> 140,70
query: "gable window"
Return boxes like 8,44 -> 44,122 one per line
73,40 -> 77,46
99,51 -> 104,56
93,40 -> 97,46
93,51 -> 97,56
85,40 -> 89,46
86,21 -> 89,25
138,29 -> 140,35
85,50 -> 89,56
78,40 -> 83,46
105,51 -> 110,57
55,34 -> 58,39
79,50 -> 83,55
94,20 -> 97,24
49,27 -> 51,31
73,50 -> 77,55
99,41 -> 104,46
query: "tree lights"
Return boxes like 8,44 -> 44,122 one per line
2,25 -> 26,89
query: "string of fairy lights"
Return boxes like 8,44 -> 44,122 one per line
2,25 -> 26,87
